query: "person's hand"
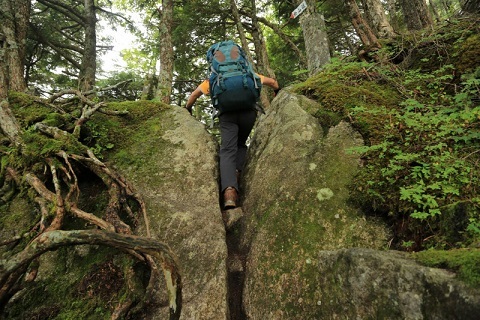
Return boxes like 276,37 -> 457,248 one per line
185,106 -> 192,115
273,88 -> 281,96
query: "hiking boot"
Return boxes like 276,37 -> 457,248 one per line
223,187 -> 238,209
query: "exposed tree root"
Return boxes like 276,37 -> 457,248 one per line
0,230 -> 182,319
0,86 -> 179,318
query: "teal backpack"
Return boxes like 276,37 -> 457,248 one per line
206,40 -> 262,113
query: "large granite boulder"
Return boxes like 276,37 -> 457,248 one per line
314,248 -> 480,319
114,105 -> 228,319
240,90 -> 480,319
1,103 -> 228,319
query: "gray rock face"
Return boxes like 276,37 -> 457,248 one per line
117,107 -> 228,319
315,248 -> 480,320
239,90 -> 480,319
3,93 -> 479,319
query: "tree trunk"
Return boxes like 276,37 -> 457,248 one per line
0,0 -> 26,144
361,0 -> 396,38
0,34 -> 8,100
249,0 -> 274,109
79,0 -> 96,92
345,0 -> 381,49
399,0 -> 433,30
298,0 -> 331,75
141,73 -> 157,100
0,0 -> 29,92
0,99 -> 22,145
461,0 -> 480,13
230,0 -> 253,62
429,0 -> 441,23
247,14 -> 307,67
336,15 -> 356,54
155,0 -> 174,104
384,0 -> 400,31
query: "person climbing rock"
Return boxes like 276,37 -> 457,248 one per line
185,40 -> 280,210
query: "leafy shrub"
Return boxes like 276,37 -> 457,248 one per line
349,65 -> 480,250
295,18 -> 480,250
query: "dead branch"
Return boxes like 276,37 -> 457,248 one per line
48,89 -> 95,105
73,101 -> 106,137
89,79 -> 133,94
32,96 -> 67,114
44,159 -> 66,232
98,108 -> 129,116
34,122 -> 74,141
47,80 -> 133,104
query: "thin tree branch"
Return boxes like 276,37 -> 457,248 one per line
37,0 -> 85,26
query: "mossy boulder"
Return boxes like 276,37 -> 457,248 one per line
105,104 -> 228,319
240,90 -> 480,318
314,248 -> 480,319
1,101 -> 228,319
241,90 -> 390,318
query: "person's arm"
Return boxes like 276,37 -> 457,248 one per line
185,86 -> 203,114
261,76 -> 280,95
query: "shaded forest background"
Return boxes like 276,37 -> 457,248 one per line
1,0 -> 480,318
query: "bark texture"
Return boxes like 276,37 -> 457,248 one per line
79,0 -> 97,92
361,0 -> 396,38
345,0 -> 380,49
156,0 -> 174,104
0,0 -> 29,91
461,0 -> 480,13
0,100 -> 21,144
399,0 -> 433,30
249,0 -> 274,109
298,0 -> 331,75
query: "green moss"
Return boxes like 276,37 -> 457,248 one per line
0,197 -> 37,258
292,60 -> 401,139
43,112 -> 68,128
9,92 -> 52,127
250,187 -> 388,316
413,248 -> 480,287
86,100 -> 170,159
17,130 -> 86,167
456,33 -> 480,75
97,103 -> 182,183
3,246 -> 134,319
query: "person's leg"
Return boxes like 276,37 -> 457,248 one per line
219,112 -> 239,192
236,109 -> 257,171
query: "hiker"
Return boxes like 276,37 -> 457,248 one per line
185,41 -> 280,210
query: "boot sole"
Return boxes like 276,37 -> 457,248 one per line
223,200 -> 237,210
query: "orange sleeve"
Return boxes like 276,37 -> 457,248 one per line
199,80 -> 210,95
258,74 -> 265,83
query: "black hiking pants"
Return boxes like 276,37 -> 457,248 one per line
219,109 -> 257,193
